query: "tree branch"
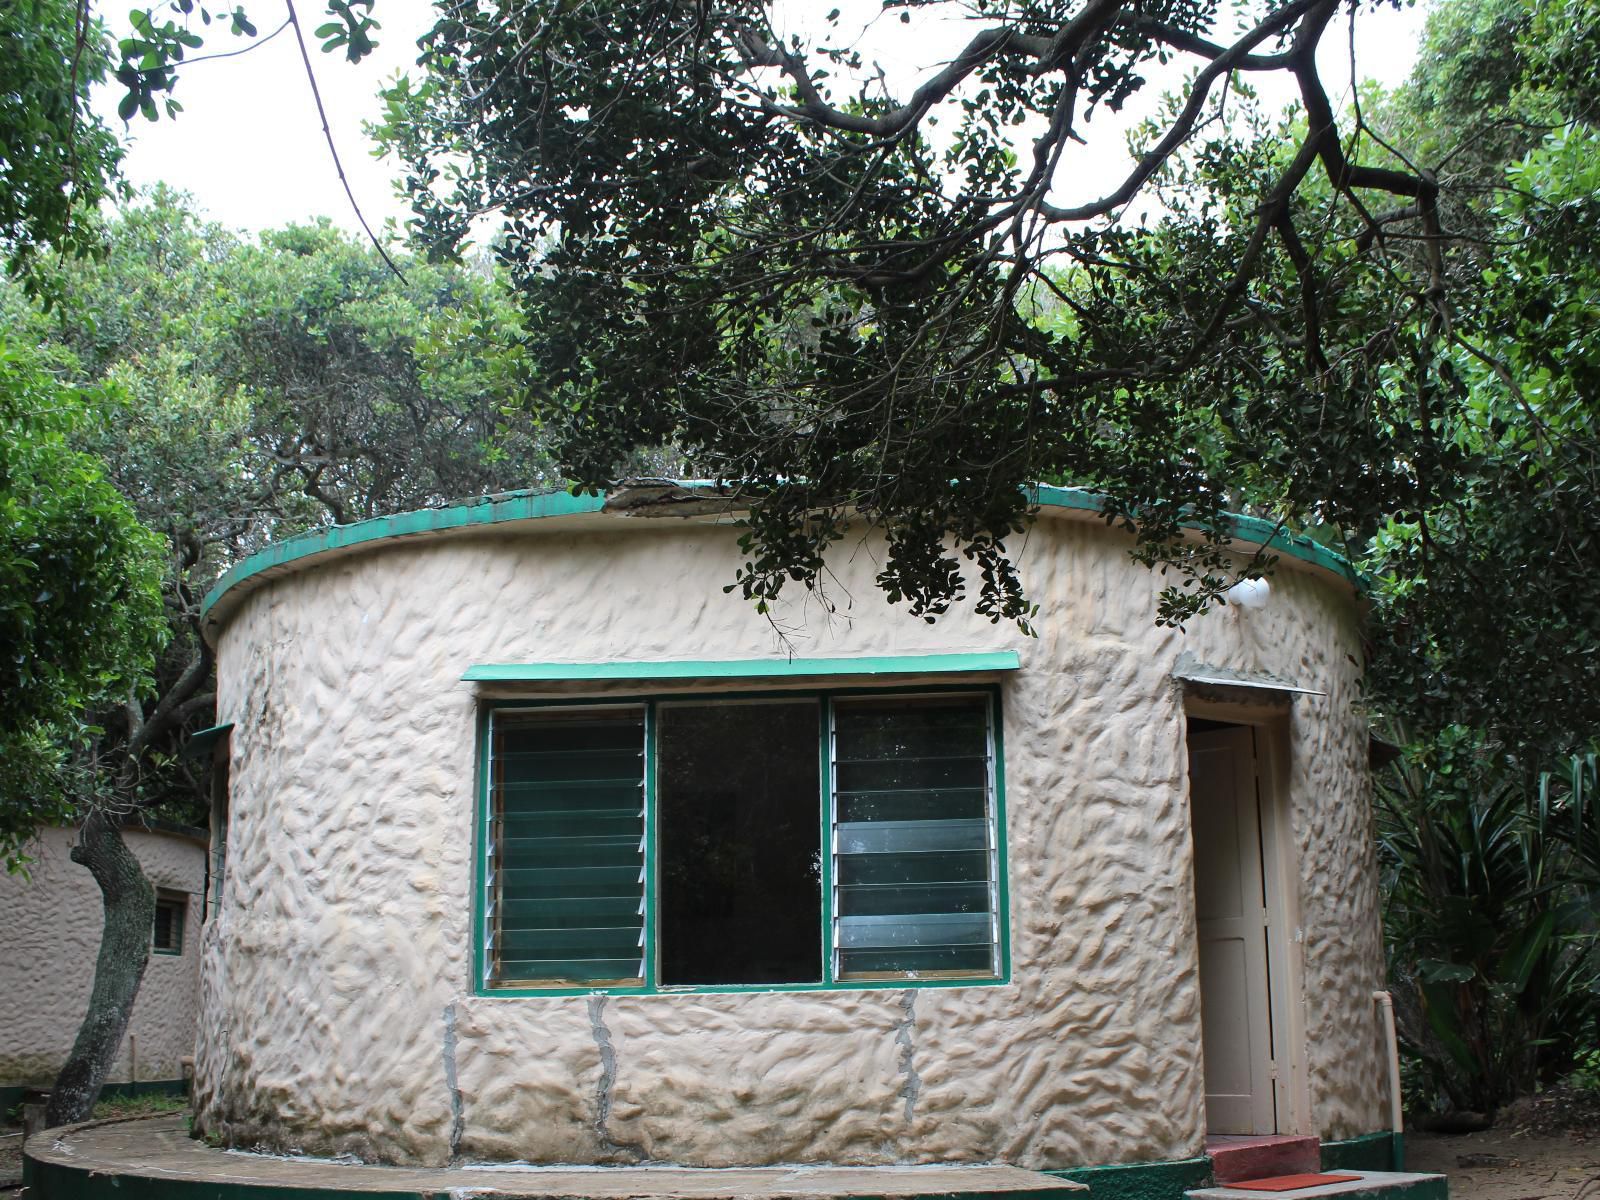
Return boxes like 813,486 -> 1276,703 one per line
284,0 -> 407,283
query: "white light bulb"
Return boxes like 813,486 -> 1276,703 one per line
1225,578 -> 1271,609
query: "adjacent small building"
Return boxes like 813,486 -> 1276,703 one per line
0,820 -> 205,1115
188,484 -> 1395,1183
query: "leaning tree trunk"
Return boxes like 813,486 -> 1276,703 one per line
44,809 -> 155,1127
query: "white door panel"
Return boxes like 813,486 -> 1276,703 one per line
1189,726 -> 1276,1136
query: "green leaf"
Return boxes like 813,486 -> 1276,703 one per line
1497,909 -> 1556,993
1419,958 -> 1477,984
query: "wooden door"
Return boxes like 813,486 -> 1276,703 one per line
1188,725 -> 1276,1135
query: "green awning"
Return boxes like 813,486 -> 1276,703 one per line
183,723 -> 234,760
462,652 -> 1021,684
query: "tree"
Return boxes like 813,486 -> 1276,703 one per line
1298,0 -> 1600,1116
0,0 -> 123,292
1,0 -> 387,298
4,186 -> 555,1124
381,0 -> 1600,758
0,0 -> 440,1126
0,337 -> 169,1125
210,218 -> 556,523
1339,0 -> 1600,757
0,340 -> 166,863
377,0 -> 1444,628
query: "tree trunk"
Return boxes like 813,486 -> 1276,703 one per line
44,810 -> 155,1127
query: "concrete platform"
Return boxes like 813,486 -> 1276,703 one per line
1187,1169 -> 1447,1200
24,1115 -> 1089,1200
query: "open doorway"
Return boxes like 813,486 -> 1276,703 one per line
1187,715 -> 1298,1136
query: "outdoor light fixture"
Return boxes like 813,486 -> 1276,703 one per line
1225,577 -> 1272,609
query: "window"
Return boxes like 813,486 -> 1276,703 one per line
479,690 -> 1005,993
152,892 -> 187,955
831,696 -> 1000,979
486,706 -> 647,988
207,734 -> 230,922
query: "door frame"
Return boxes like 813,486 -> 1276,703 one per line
1184,698 -> 1310,1138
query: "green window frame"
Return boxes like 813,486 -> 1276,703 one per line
475,686 -> 1010,996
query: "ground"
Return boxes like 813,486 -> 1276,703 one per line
1407,1085 -> 1600,1200
1,1094 -> 1597,1198
0,1131 -> 17,1195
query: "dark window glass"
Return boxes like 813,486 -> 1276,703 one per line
657,701 -> 822,985
153,894 -> 186,955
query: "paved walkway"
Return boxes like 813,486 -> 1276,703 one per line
26,1115 -> 1086,1199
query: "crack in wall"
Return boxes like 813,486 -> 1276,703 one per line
587,995 -> 646,1161
441,1002 -> 465,1161
895,989 -> 922,1125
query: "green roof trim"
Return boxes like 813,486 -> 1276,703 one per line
463,652 -> 1021,683
182,722 -> 234,761
1028,484 -> 1356,584
201,484 -> 1357,639
201,488 -> 605,624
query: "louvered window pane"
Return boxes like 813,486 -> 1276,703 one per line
488,708 -> 645,987
832,696 -> 998,980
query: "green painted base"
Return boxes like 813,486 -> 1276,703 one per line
1321,1131 -> 1405,1173
1045,1156 -> 1212,1200
24,1157 -> 430,1200
1041,1131 -> 1412,1200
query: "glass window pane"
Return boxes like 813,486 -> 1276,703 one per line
657,701 -> 822,986
831,695 -> 998,980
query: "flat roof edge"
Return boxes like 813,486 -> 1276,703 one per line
463,652 -> 1022,684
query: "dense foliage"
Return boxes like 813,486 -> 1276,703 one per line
1,188 -> 559,841
378,0 -> 1440,632
1378,734 -> 1600,1113
383,0 -> 1600,763
1346,0 -> 1600,1116
0,0 -> 123,291
1348,0 -> 1600,755
0,340 -> 165,865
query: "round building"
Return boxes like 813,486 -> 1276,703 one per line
190,484 -> 1390,1176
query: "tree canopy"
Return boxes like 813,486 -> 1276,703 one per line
379,0 -> 1445,624
0,338 -> 166,866
1,182 -> 558,1116
384,0 -> 1600,759
0,0 -> 123,291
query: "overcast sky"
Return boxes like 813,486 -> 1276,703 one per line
93,0 -> 1432,242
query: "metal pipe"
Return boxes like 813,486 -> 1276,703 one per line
1374,990 -> 1403,1138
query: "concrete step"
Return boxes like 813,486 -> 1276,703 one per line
1206,1136 -> 1322,1184
1188,1169 -> 1448,1200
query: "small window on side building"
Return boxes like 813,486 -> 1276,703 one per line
153,892 -> 187,955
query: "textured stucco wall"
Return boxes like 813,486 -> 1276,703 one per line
195,511 -> 1385,1167
0,823 -> 204,1087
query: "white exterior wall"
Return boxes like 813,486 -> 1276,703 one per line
0,824 -> 204,1089
195,511 -> 1384,1167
